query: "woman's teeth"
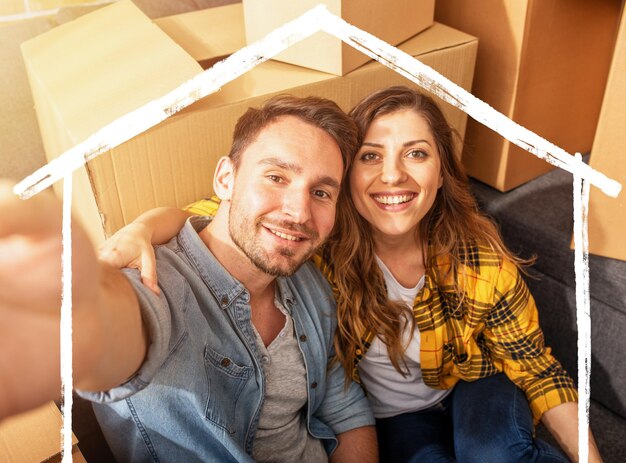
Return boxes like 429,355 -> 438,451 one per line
373,194 -> 414,205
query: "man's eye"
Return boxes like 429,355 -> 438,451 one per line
267,175 -> 283,183
313,190 -> 330,199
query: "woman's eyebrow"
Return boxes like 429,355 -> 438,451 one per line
403,139 -> 432,148
361,141 -> 383,148
361,139 -> 432,148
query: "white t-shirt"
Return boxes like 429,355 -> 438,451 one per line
357,256 -> 451,418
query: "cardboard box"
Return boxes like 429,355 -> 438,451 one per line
0,401 -> 82,463
435,0 -> 622,191
48,445 -> 87,463
21,1 -> 477,246
154,2 -> 246,69
242,0 -> 435,76
587,7 -> 626,262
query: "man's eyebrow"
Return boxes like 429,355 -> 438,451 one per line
259,157 -> 302,173
259,157 -> 340,190
317,176 -> 340,190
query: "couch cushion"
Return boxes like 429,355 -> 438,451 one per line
524,272 -> 626,419
469,166 -> 626,318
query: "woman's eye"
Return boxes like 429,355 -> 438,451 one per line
359,152 -> 379,162
407,149 -> 427,159
267,175 -> 283,183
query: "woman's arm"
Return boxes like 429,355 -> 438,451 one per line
480,258 -> 593,458
99,207 -> 191,293
541,402 -> 603,462
99,197 -> 222,292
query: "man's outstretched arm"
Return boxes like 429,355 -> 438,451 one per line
0,181 -> 147,420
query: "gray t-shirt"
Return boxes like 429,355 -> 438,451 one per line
252,297 -> 328,462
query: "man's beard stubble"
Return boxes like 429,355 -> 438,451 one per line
228,200 -> 321,278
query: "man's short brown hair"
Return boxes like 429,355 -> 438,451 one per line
228,95 -> 357,177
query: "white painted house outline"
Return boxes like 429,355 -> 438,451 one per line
13,5 -> 621,462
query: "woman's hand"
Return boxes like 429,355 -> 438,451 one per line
541,402 -> 603,462
98,206 -> 192,294
99,222 -> 159,294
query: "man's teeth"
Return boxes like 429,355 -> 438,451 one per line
374,194 -> 414,205
270,229 -> 301,241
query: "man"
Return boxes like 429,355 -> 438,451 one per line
0,95 -> 377,462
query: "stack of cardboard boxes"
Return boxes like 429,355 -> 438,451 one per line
434,0 -> 623,261
20,0 -> 478,246
435,0 -> 622,193
587,6 -> 626,262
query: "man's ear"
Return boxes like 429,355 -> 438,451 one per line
213,156 -> 235,201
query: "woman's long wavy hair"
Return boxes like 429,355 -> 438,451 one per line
325,86 -> 529,378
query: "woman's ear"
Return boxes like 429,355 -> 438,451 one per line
213,157 -> 235,201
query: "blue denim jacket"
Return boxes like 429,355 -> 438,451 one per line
79,217 -> 374,462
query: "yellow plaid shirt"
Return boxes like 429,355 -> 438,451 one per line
187,197 -> 577,422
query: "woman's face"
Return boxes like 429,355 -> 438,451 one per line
349,108 -> 443,242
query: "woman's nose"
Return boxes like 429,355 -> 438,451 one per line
381,158 -> 406,185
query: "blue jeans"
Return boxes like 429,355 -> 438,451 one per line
375,374 -> 570,463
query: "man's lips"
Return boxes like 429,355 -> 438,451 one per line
261,222 -> 314,242
267,228 -> 302,241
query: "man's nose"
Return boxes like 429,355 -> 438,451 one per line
282,187 -> 312,224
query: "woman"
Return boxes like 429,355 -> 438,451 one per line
101,86 -> 600,462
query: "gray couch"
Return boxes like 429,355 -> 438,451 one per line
470,163 -> 626,462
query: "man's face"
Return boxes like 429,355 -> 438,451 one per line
228,116 -> 343,277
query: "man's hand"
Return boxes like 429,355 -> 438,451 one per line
0,180 -> 147,421
0,180 -> 100,419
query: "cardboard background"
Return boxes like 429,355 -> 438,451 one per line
435,0 -> 622,191
0,0 -> 239,183
243,0 -> 435,75
587,7 -> 626,261
19,1 -> 477,245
